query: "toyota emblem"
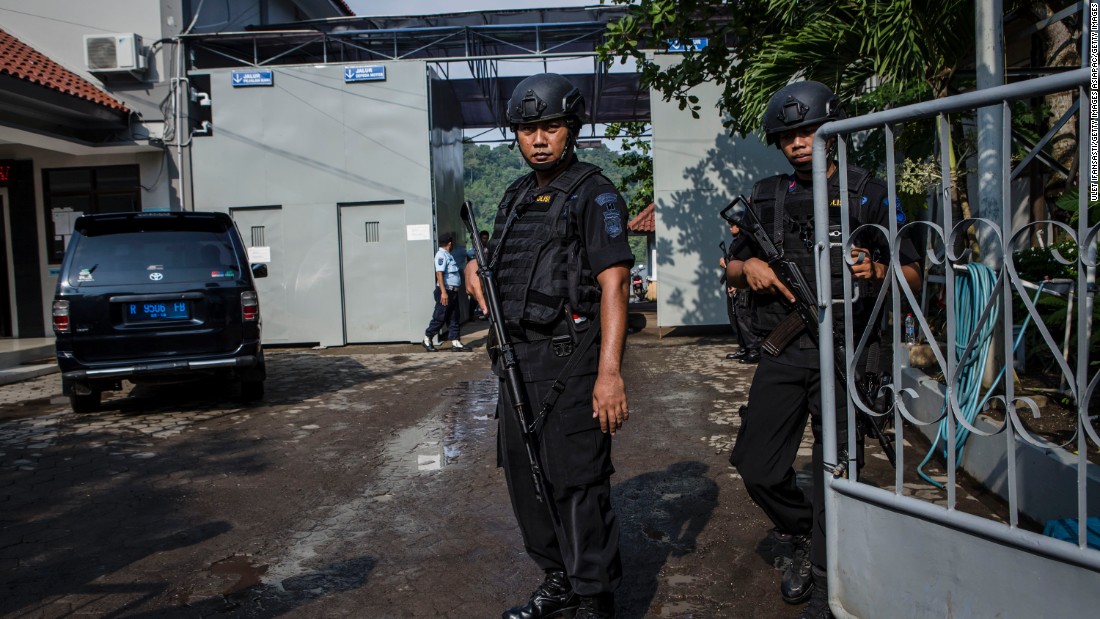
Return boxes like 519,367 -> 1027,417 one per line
149,272 -> 164,281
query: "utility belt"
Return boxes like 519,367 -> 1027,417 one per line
441,284 -> 461,293
498,310 -> 595,358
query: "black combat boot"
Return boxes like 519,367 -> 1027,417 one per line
795,567 -> 833,619
574,593 -> 615,619
780,534 -> 813,604
502,570 -> 579,619
757,528 -> 809,571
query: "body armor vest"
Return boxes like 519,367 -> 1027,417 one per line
749,166 -> 873,336
491,160 -> 604,331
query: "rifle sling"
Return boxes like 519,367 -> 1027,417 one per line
531,313 -> 602,432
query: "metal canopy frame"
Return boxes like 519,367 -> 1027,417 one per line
181,6 -> 649,134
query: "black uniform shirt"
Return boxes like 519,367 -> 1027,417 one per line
568,175 -> 636,276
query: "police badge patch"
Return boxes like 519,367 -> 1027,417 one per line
603,209 -> 623,238
596,192 -> 624,238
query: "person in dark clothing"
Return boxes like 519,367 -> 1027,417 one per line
725,81 -> 921,619
491,73 -> 633,619
720,222 -> 760,363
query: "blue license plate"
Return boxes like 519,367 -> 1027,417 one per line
124,301 -> 191,322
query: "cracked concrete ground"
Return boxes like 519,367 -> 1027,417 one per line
0,317 -> 1003,618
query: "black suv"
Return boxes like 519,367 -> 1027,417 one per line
52,211 -> 267,413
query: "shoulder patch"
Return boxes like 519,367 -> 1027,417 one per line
437,257 -> 444,266
603,209 -> 623,238
595,192 -> 620,208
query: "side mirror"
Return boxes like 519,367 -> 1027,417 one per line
250,263 -> 268,279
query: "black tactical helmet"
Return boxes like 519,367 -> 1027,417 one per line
505,73 -> 585,129
763,81 -> 843,146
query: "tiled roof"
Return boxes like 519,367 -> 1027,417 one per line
0,28 -> 129,113
333,1 -> 355,16
627,202 -> 654,233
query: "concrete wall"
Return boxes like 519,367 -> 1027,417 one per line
189,61 -> 438,346
648,55 -> 787,328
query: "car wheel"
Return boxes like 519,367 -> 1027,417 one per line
238,379 -> 264,402
70,391 -> 101,414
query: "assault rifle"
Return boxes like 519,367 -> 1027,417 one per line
460,201 -> 550,503
727,195 -> 896,468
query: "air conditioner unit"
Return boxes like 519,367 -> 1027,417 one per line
84,33 -> 146,73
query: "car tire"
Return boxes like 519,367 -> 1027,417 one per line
238,379 -> 264,402
70,391 -> 101,414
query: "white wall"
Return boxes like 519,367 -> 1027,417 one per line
189,61 -> 437,346
649,54 -> 787,328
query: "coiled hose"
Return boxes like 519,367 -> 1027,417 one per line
916,264 -> 1045,488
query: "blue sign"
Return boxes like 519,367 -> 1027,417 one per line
231,70 -> 273,87
666,38 -> 709,53
344,65 -> 386,83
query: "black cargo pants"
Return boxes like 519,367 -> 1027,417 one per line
729,353 -> 849,570
496,338 -> 622,597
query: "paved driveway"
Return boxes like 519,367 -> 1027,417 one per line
0,325 -> 972,618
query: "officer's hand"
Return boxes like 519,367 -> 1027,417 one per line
592,373 -> 628,435
743,257 -> 795,303
718,256 -> 727,269
440,290 -> 449,306
849,246 -> 882,281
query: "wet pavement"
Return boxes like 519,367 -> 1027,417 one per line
0,318 -> 994,618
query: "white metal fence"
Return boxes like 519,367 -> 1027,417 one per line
813,64 -> 1098,617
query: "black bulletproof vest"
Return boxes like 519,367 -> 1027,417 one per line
749,167 -> 873,336
491,160 -> 603,329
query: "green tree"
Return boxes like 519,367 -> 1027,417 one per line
598,0 -> 973,143
605,122 -> 653,216
597,0 -> 1090,247
462,141 -> 647,242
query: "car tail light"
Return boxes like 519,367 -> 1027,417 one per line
52,300 -> 70,333
241,291 -> 259,322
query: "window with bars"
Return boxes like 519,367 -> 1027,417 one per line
250,226 -> 265,246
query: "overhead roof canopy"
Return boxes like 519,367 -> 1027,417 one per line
184,6 -> 649,134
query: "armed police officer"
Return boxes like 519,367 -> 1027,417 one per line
491,73 -> 633,619
725,81 -> 921,619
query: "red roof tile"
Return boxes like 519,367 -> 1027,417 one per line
0,29 -> 129,113
333,1 -> 356,16
627,202 -> 654,233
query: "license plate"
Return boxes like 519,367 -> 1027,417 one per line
124,301 -> 191,323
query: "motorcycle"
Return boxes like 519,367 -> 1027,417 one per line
630,266 -> 648,302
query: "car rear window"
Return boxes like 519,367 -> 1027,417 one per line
66,228 -> 243,287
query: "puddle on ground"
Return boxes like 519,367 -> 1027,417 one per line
209,555 -> 269,596
385,377 -> 497,472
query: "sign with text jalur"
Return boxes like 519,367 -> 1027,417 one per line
344,65 -> 386,83
231,70 -> 273,87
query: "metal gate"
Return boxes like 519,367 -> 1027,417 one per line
813,65 -> 1098,615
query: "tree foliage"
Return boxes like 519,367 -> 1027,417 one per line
462,142 -> 644,238
598,0 -> 974,143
